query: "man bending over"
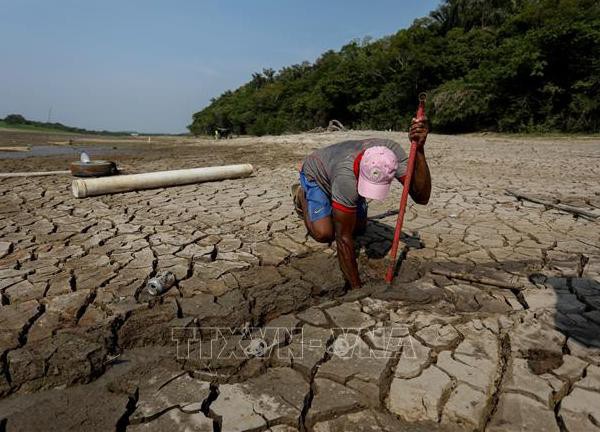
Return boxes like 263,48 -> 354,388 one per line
292,118 -> 431,289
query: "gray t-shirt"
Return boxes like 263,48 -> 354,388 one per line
302,138 -> 408,209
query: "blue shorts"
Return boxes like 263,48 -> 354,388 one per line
299,171 -> 367,223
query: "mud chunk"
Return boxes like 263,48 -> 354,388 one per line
558,387 -> 600,432
8,333 -> 107,392
415,324 -> 460,350
441,383 -> 488,430
296,307 -> 328,326
130,372 -> 211,424
487,393 -> 559,432
387,365 -> 451,422
210,367 -> 308,431
317,333 -> 389,403
325,302 -> 375,329
307,378 -> 364,426
393,336 -> 431,379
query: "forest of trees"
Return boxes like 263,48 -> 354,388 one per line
189,0 -> 600,136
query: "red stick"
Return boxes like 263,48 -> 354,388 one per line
385,93 -> 427,283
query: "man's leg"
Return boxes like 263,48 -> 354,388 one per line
298,191 -> 334,243
296,173 -> 334,243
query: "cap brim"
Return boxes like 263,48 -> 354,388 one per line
358,176 -> 391,200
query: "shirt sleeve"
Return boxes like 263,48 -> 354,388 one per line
331,164 -> 360,212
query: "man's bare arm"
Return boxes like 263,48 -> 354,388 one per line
333,209 -> 361,289
407,117 -> 432,205
409,150 -> 431,204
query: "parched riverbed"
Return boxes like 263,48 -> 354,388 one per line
0,129 -> 599,431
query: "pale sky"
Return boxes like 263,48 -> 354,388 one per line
0,0 -> 440,133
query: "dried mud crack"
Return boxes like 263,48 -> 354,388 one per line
0,130 -> 599,431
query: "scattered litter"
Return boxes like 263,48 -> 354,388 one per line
70,152 -> 118,178
243,339 -> 269,357
147,271 -> 176,295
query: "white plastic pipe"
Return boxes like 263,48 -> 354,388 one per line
0,146 -> 30,152
72,164 -> 253,198
0,170 -> 71,178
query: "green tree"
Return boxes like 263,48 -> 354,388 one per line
4,114 -> 27,125
189,0 -> 600,136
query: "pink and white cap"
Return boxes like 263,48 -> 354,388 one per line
357,146 -> 398,200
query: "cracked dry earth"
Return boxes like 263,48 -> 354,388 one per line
0,130 -> 599,432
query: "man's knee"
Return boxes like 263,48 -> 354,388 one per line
311,225 -> 334,243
